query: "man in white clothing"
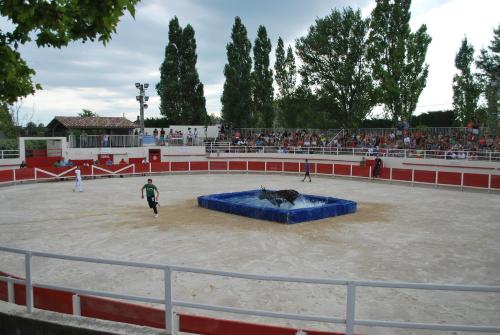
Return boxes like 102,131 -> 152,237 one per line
73,166 -> 83,192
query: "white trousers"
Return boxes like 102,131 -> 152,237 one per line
74,179 -> 82,192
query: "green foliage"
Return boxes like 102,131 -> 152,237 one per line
221,17 -> 253,127
179,24 -> 207,125
452,37 -> 482,125
274,38 -> 298,127
0,0 -> 140,104
157,18 -> 207,125
368,0 -> 431,125
156,17 -> 183,124
144,117 -> 169,128
78,109 -> 99,117
0,103 -> 16,138
252,25 -> 274,127
296,7 -> 376,128
476,25 -> 499,135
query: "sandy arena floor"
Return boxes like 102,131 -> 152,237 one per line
0,173 -> 499,334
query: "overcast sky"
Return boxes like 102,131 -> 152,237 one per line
2,0 -> 499,125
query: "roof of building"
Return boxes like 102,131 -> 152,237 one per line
47,116 -> 137,129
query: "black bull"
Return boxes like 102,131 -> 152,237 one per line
259,188 -> 300,207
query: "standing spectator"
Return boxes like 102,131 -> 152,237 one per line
153,128 -> 159,144
160,128 -> 166,145
73,166 -> 83,192
102,133 -> 109,147
373,155 -> 382,178
194,128 -> 198,144
302,159 -> 312,182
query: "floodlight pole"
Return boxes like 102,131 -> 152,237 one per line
135,83 -> 149,136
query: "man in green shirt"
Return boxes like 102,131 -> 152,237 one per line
141,178 -> 160,218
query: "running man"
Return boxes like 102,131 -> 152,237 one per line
73,166 -> 83,192
141,178 -> 160,218
302,159 -> 312,182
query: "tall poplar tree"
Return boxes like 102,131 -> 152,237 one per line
452,37 -> 482,125
275,38 -> 298,127
221,17 -> 253,127
368,0 -> 431,125
476,25 -> 499,134
252,25 -> 274,127
180,24 -> 207,124
296,7 -> 376,128
156,17 -> 183,124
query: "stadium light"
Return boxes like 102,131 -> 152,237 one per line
135,82 -> 149,135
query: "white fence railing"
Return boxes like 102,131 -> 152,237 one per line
206,144 -> 500,161
0,150 -> 20,159
0,245 -> 499,334
0,162 -> 498,192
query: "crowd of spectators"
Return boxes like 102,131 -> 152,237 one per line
214,126 -> 500,160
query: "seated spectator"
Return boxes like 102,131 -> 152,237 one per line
83,161 -> 89,167
142,157 -> 149,164
105,159 -> 113,166
94,159 -> 99,165
67,159 -> 73,166
20,160 -> 27,168
119,158 -> 126,164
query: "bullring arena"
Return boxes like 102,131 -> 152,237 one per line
0,157 -> 499,335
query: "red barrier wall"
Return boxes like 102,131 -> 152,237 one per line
190,161 -> 209,171
334,164 -> 350,176
352,166 -> 370,178
316,163 -> 333,174
229,161 -> 247,171
491,175 -> 500,189
134,163 -> 150,173
0,170 -> 14,182
151,162 -> 170,173
414,170 -> 436,184
13,168 -> 35,180
463,173 -> 489,188
248,161 -> 265,171
26,156 -> 63,168
210,161 -> 228,171
80,295 -> 165,329
378,167 -> 391,180
266,161 -> 283,172
283,162 -> 300,173
391,168 -> 412,181
171,162 -> 189,171
178,314 -> 344,335
437,171 -> 461,186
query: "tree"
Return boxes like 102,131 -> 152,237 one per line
156,17 -> 183,125
452,37 -> 482,126
0,0 -> 140,104
221,17 -> 253,128
368,0 -> 431,125
296,7 -> 376,128
476,25 -> 499,134
252,25 -> 274,127
179,24 -> 207,125
0,103 -> 16,138
274,38 -> 297,127
78,109 -> 99,117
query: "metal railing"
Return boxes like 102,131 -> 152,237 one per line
0,150 -> 20,159
68,134 -> 207,148
205,144 -> 500,161
0,245 -> 499,334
